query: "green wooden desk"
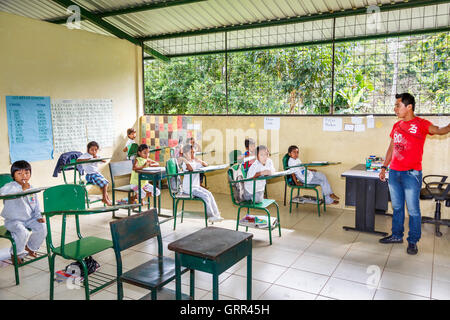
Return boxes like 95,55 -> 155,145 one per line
62,157 -> 110,184
168,227 -> 253,300
136,167 -> 166,216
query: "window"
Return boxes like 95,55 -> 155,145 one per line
144,32 -> 449,115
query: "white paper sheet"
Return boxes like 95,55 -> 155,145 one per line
264,117 -> 280,130
323,117 -> 342,132
367,115 -> 375,128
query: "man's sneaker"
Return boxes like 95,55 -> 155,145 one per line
379,234 -> 403,244
407,242 -> 418,255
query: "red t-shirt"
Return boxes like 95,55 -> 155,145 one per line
389,117 -> 432,171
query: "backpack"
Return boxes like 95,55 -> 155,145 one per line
65,256 -> 100,278
228,163 -> 245,203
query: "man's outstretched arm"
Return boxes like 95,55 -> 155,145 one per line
429,123 -> 450,135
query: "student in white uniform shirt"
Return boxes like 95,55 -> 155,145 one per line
287,145 -> 339,205
243,145 -> 275,203
77,141 -> 112,206
180,144 -> 223,223
0,161 -> 47,264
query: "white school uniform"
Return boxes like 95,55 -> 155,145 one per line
181,160 -> 220,218
77,153 -> 99,175
244,158 -> 275,195
124,138 -> 135,151
288,157 -> 335,204
0,182 -> 47,255
288,157 -> 314,183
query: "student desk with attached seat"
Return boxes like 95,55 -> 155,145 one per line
136,167 -> 166,217
341,164 -> 390,236
168,227 -> 253,300
0,186 -> 49,285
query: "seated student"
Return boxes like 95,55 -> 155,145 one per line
180,144 -> 223,223
243,145 -> 274,203
77,141 -> 112,206
130,144 -> 161,203
287,145 -> 339,205
0,161 -> 47,264
242,138 -> 256,173
122,128 -> 137,159
186,137 -> 207,187
186,137 -> 201,153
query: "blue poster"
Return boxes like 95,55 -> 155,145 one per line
6,96 -> 54,163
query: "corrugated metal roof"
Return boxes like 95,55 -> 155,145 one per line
0,0 -> 448,59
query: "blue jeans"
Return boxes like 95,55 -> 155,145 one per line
388,169 -> 422,244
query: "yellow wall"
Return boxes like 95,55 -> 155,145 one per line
193,115 -> 450,218
0,12 -> 143,192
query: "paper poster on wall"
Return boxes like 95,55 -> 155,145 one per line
323,117 -> 342,132
6,96 -> 54,163
264,117 -> 280,130
366,115 -> 375,129
51,99 -> 114,154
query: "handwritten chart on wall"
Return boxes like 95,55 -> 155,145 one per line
51,99 -> 114,154
6,96 -> 54,163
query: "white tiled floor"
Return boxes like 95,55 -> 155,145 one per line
0,189 -> 449,300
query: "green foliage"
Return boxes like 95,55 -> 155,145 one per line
144,32 -> 449,114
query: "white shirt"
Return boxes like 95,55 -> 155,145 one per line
181,160 -> 202,194
244,159 -> 275,194
78,153 -> 99,175
0,181 -> 41,221
288,157 -> 314,183
124,138 -> 135,150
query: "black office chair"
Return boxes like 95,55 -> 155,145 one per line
420,175 -> 450,237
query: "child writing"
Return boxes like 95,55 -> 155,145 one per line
0,161 -> 47,264
287,145 -> 339,205
243,145 -> 274,203
123,128 -> 137,159
180,144 -> 223,223
129,144 -> 161,203
77,141 -> 112,206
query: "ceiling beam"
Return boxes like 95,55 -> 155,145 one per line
139,0 -> 449,42
48,0 -> 207,24
49,0 -> 169,61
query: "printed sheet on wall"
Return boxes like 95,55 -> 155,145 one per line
6,96 -> 54,163
140,115 -> 202,163
51,99 -> 114,154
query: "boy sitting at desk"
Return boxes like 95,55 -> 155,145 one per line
241,138 -> 256,174
287,145 -> 339,205
0,161 -> 47,264
180,144 -> 223,223
77,141 -> 112,206
243,145 -> 274,203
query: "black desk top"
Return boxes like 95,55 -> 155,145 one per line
168,227 -> 253,260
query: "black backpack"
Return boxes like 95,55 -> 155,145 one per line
65,256 -> 100,278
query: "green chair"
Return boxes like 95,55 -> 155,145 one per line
0,174 -> 48,285
62,158 -> 104,207
227,164 -> 281,245
229,150 -> 243,165
127,143 -> 139,159
282,154 -> 326,216
109,160 -> 146,219
43,184 -> 116,300
110,209 -> 191,300
165,158 -> 208,230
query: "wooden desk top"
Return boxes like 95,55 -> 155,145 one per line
168,227 -> 253,260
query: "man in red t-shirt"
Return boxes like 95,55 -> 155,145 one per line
378,93 -> 449,255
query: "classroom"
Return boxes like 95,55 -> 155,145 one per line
0,0 -> 449,303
